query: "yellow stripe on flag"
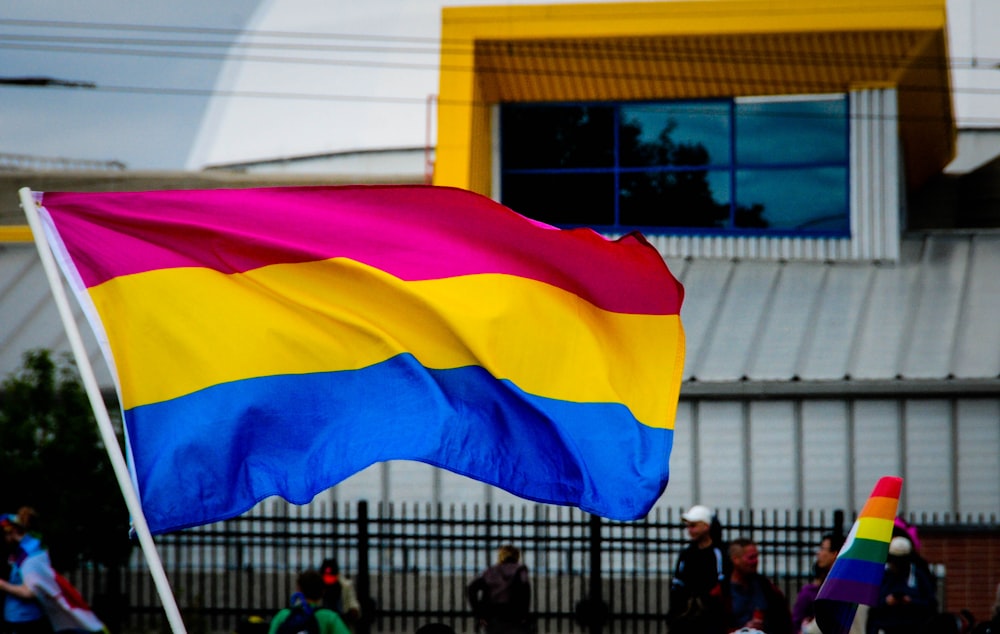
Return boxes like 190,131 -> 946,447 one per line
90,258 -> 683,427
855,516 -> 894,543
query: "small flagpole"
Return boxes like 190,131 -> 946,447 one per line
19,187 -> 188,634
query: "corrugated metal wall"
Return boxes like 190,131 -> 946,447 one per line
666,396 -> 1000,516
326,394 -> 1000,518
667,234 -> 1000,382
851,88 -> 901,261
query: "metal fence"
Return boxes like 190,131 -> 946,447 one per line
69,501 -> 845,634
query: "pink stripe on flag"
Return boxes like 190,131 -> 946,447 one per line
40,186 -> 681,315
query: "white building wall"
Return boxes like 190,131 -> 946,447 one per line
904,400 -> 954,513
748,401 -> 797,510
956,400 -> 1000,515
693,401 -> 746,510
800,401 -> 851,511
850,88 -> 901,261
664,401 -> 694,507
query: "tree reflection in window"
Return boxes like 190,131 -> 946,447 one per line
619,115 -> 771,229
499,97 -> 848,236
618,118 -> 733,228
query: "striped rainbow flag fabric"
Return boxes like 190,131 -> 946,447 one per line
33,185 -> 685,534
815,475 -> 903,634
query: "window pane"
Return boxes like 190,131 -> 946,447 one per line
498,96 -> 851,236
619,102 -> 730,168
500,105 -> 614,169
619,169 -> 731,228
735,97 -> 848,165
735,167 -> 848,232
501,172 -> 616,226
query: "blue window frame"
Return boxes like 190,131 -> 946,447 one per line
499,95 -> 850,237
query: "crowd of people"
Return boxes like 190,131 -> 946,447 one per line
665,504 -> 999,634
665,504 -> 795,634
5,503 -> 998,634
455,514 -> 996,634
271,522 -> 997,634
267,544 -> 535,634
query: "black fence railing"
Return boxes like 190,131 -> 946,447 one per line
69,501 -> 846,634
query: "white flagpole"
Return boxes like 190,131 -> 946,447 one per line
19,187 -> 188,634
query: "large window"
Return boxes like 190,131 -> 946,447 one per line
499,95 -> 850,236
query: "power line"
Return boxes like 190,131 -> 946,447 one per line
2,12 -> 999,126
0,41 -> 441,72
0,17 -> 441,44
0,75 -> 95,88
3,13 -> 999,109
2,8 -> 999,71
2,26 -> 998,71
58,82 -> 430,105
2,49 -> 996,127
0,4 -> 957,42
0,60 -> 995,126
4,78 -> 994,128
2,37 -> 998,98
0,32 -> 442,56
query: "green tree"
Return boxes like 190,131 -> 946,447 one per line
0,349 -> 131,571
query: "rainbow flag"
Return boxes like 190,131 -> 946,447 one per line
33,186 -> 685,534
815,476 -> 903,634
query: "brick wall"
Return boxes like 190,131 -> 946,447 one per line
920,529 -> 1000,624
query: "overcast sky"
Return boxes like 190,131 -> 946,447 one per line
1,1 -> 261,169
2,0 -> 999,171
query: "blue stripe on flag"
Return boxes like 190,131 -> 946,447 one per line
126,354 -> 673,533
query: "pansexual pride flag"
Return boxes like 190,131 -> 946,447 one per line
33,186 -> 685,534
815,476 -> 903,634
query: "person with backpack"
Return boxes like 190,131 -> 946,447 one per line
467,545 -> 531,634
269,571 -> 350,634
667,505 -> 731,634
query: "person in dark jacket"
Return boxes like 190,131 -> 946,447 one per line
467,545 -> 531,634
726,537 -> 793,634
867,536 -> 938,634
667,505 -> 730,634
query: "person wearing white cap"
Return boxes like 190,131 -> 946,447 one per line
867,536 -> 938,634
666,505 -> 730,634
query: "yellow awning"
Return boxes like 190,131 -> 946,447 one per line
435,0 -> 954,194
